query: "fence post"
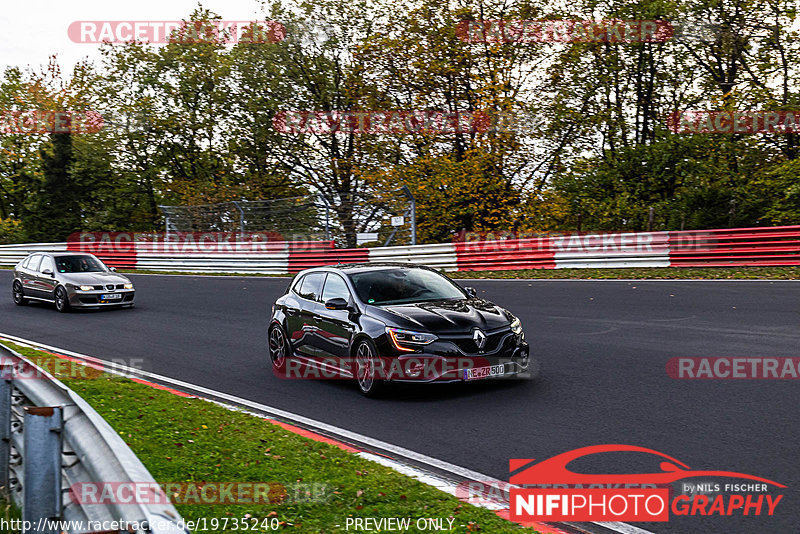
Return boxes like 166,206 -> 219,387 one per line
23,406 -> 63,534
317,195 -> 331,241
234,201 -> 246,240
0,366 -> 12,492
401,185 -> 416,245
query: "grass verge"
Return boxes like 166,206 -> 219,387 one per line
116,266 -> 800,280
0,499 -> 20,534
4,343 -> 535,534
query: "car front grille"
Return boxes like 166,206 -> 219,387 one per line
440,328 -> 512,355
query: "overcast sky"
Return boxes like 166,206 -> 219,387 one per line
1,0 -> 269,75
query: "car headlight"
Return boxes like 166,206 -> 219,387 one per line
386,327 -> 437,352
510,316 -> 523,336
123,283 -> 134,290
78,285 -> 94,291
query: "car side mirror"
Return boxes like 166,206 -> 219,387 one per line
464,286 -> 478,298
325,297 -> 349,310
109,267 -> 117,272
41,269 -> 54,277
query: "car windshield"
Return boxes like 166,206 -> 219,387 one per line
54,255 -> 107,273
348,268 -> 466,305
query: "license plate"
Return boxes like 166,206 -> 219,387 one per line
101,293 -> 122,300
464,363 -> 505,381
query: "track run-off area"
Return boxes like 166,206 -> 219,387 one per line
1,270 -> 798,534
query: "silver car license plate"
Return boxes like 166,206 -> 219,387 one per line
464,363 -> 505,380
101,293 -> 122,300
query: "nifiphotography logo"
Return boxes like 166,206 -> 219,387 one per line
509,445 -> 785,523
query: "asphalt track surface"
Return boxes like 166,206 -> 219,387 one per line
1,270 -> 798,534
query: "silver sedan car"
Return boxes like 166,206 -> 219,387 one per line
12,252 -> 135,312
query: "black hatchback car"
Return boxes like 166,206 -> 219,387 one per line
268,263 -> 533,396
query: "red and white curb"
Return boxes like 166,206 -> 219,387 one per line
0,332 -> 653,534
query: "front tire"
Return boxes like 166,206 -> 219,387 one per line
354,339 -> 385,398
12,281 -> 27,306
54,286 -> 71,313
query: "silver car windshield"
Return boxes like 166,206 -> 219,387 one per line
54,255 -> 107,273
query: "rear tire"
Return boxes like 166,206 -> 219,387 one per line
269,324 -> 291,373
12,281 -> 27,306
354,339 -> 385,398
54,286 -> 71,313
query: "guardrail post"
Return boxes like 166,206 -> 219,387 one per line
23,406 -> 63,534
0,366 -> 12,492
401,185 -> 416,245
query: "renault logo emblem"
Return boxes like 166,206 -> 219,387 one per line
473,329 -> 486,349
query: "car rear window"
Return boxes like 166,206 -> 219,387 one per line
297,272 -> 325,302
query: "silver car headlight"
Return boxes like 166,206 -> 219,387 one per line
510,316 -> 523,336
78,285 -> 94,291
123,283 -> 134,290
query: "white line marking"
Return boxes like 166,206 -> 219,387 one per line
0,332 -> 655,534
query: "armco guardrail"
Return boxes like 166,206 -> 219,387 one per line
1,225 -> 798,273
0,243 -> 68,269
0,342 -> 190,534
668,226 -> 800,266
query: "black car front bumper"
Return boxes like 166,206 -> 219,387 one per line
375,331 -> 534,383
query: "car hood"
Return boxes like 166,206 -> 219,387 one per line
58,272 -> 131,285
370,298 -> 511,334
